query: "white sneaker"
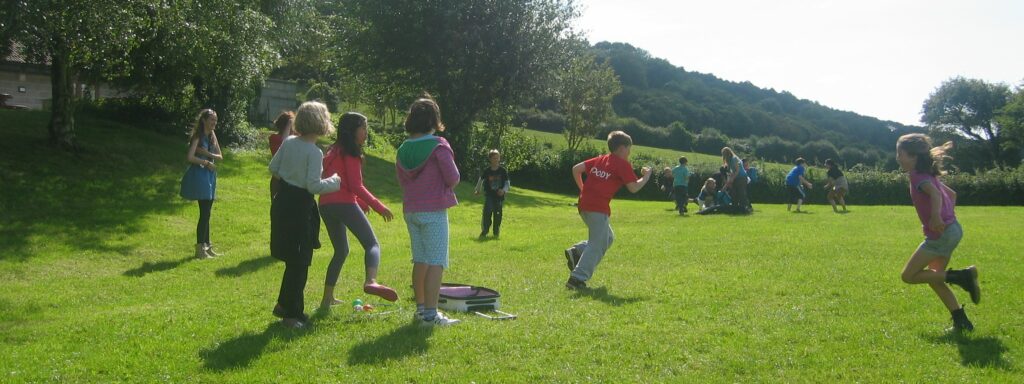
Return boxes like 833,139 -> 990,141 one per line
420,311 -> 461,327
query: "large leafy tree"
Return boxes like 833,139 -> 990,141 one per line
922,77 -> 1012,167
2,0 -> 149,150
119,1 -> 287,144
558,39 -> 620,152
341,0 -> 578,168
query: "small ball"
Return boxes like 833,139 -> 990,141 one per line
353,305 -> 363,311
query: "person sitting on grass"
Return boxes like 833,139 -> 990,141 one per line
785,158 -> 813,212
696,178 -> 718,210
562,131 -> 652,290
896,133 -> 980,332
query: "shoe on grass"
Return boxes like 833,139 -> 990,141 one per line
950,308 -> 974,332
565,276 -> 587,290
420,311 -> 460,327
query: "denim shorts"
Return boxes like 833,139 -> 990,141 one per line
917,220 -> 963,257
404,210 -> 449,268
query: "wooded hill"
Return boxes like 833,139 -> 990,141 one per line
520,42 -> 926,168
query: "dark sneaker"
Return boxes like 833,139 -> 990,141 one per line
565,247 -> 581,272
272,304 -> 286,318
565,277 -> 587,290
950,308 -> 974,332
947,266 -> 981,304
963,266 -> 980,305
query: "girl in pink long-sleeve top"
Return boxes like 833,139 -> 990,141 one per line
396,94 -> 461,327
318,112 -> 398,309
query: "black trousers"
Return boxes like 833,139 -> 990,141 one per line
270,182 -> 319,319
481,195 -> 504,235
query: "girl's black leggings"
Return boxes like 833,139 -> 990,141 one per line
197,199 -> 213,244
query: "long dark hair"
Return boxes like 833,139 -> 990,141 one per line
334,112 -> 368,158
188,109 -> 216,143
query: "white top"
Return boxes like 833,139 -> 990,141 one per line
268,136 -> 341,194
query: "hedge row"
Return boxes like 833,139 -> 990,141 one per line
510,149 -> 1024,206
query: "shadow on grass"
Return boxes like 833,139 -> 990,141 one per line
571,286 -> 647,307
0,110 -> 187,262
122,257 -> 193,277
200,310 -> 329,371
347,323 -> 433,365
215,255 -> 276,278
924,331 -> 1013,370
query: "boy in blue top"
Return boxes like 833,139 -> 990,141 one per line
671,156 -> 690,215
785,157 -> 814,212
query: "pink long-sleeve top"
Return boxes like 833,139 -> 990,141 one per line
319,146 -> 387,214
395,135 -> 460,213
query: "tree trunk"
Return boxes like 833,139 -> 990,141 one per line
47,44 -> 77,151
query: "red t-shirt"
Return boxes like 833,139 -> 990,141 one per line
269,133 -> 285,156
577,154 -> 639,216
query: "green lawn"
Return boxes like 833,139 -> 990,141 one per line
1,110 -> 1021,382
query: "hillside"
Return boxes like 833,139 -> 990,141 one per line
520,42 -> 927,168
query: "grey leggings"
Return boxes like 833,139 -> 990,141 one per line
320,203 -> 381,286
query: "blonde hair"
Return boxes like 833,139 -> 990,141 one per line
488,149 -> 500,159
294,101 -> 334,136
721,147 -> 736,164
607,131 -> 632,152
896,133 -> 953,176
188,109 -> 216,143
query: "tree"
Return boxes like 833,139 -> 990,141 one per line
996,85 -> 1024,160
341,0 -> 578,168
922,77 -> 1011,167
3,0 -> 149,150
120,0 -> 285,144
558,41 -> 621,152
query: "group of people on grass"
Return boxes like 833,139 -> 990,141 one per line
180,99 -> 981,333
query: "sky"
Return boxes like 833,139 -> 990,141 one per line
575,0 -> 1024,126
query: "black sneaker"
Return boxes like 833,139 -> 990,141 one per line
947,266 -> 981,304
563,247 -> 577,272
950,308 -> 974,332
565,277 -> 587,290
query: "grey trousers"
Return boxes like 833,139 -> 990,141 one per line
320,203 -> 381,286
570,211 -> 614,282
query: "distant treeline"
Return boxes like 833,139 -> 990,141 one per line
518,42 -> 929,169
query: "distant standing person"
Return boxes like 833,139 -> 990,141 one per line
824,158 -> 849,213
722,147 -> 750,213
181,108 -> 223,259
269,111 -> 295,198
671,157 -> 690,215
319,112 -> 398,309
269,101 -> 342,328
396,94 -> 462,327
896,133 -> 980,332
474,149 -> 510,238
785,158 -> 813,212
563,131 -> 652,289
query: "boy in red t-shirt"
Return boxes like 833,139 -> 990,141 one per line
564,131 -> 652,289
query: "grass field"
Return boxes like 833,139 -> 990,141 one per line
1,110 -> 1021,383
